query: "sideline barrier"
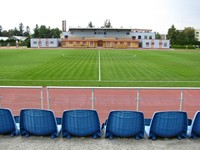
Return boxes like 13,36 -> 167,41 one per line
0,86 -> 200,123
0,86 -> 43,115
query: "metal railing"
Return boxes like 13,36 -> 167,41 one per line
0,86 -> 200,122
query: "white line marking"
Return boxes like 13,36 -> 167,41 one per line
0,79 -> 200,83
102,80 -> 200,83
0,79 -> 97,82
98,49 -> 101,82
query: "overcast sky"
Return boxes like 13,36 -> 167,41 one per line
1,0 -> 200,34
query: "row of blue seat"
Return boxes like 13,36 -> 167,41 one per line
0,108 -> 200,140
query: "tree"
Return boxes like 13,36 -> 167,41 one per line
50,28 -> 61,38
38,25 -> 47,38
104,19 -> 112,28
32,24 -> 61,38
0,25 -> 2,36
183,27 -> 196,45
33,24 -> 39,38
24,26 -> 30,36
14,27 -> 20,36
167,25 -> 198,46
167,25 -> 177,45
155,32 -> 161,39
88,21 -> 94,28
2,30 -> 8,37
19,23 -> 24,36
8,28 -> 19,37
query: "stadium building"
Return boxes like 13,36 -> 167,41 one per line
61,28 -> 139,49
61,19 -> 169,49
31,38 -> 59,48
31,20 -> 170,49
61,27 -> 170,49
195,29 -> 200,41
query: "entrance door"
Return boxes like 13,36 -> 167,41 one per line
97,40 -> 103,47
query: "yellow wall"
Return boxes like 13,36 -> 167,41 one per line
61,40 -> 139,49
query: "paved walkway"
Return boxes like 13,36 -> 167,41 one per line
1,135 -> 200,150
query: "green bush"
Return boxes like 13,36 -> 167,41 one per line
172,45 -> 196,49
0,39 -> 16,46
21,38 -> 30,47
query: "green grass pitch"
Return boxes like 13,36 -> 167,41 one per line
0,49 -> 200,87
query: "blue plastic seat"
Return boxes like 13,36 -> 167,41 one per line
102,111 -> 144,140
187,111 -> 200,139
145,111 -> 188,140
0,108 -> 19,136
20,109 -> 61,138
62,110 -> 101,139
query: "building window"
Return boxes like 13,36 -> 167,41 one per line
114,42 -> 118,45
152,42 -> 154,45
38,41 -> 41,45
127,42 -> 130,46
90,41 -> 93,46
149,36 -> 152,39
144,36 -> 147,39
132,36 -> 136,40
33,41 -> 37,44
146,42 -> 149,47
50,41 -> 54,44
83,41 -> 86,45
120,42 -> 124,44
76,41 -> 80,44
69,41 -> 73,44
107,41 -> 110,46
138,36 -> 141,39
159,42 -> 162,45
164,43 -> 168,47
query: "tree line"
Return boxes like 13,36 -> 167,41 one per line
167,25 -> 200,48
0,23 -> 30,37
32,24 -> 61,38
0,23 -> 61,38
88,20 -> 112,28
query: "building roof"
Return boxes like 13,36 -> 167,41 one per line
69,28 -> 132,32
0,36 -> 9,41
10,36 -> 28,41
131,29 -> 153,32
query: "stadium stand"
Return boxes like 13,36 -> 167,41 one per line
2,107 -> 200,141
